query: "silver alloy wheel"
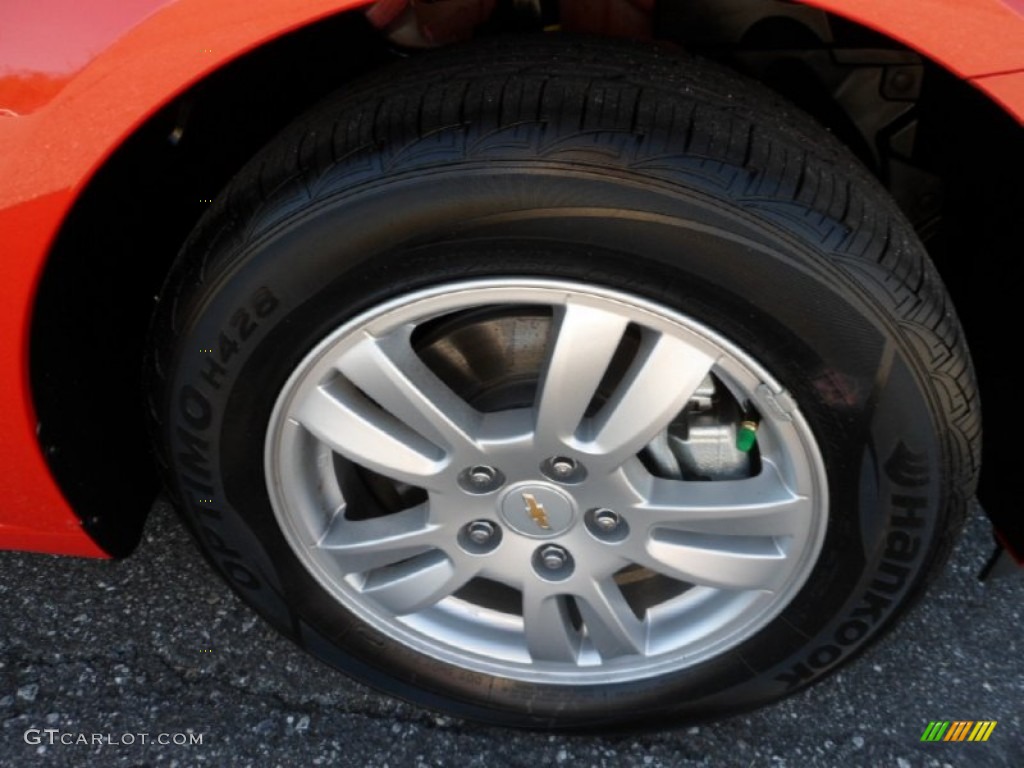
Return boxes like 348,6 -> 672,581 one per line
265,279 -> 828,684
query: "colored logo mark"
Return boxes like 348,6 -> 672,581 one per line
522,493 -> 551,530
920,721 -> 997,742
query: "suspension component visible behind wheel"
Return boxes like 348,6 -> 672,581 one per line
148,37 -> 980,728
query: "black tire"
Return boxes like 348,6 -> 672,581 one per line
147,37 -> 980,728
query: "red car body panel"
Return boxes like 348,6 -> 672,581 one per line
976,69 -> 1024,118
0,0 -> 369,557
803,0 -> 1024,77
1,0 -> 1022,558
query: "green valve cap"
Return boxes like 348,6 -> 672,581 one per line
737,420 -> 759,452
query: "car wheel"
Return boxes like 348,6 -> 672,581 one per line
148,37 -> 979,727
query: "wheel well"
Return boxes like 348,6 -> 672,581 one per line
30,0 -> 1022,556
29,11 -> 395,556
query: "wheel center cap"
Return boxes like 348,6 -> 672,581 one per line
499,483 -> 576,538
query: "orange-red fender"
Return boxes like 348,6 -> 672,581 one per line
0,0 -> 372,557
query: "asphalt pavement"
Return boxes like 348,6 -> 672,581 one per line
1,499 -> 1021,767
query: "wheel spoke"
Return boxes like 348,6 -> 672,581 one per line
318,505 -> 441,573
522,588 -> 581,663
359,550 -> 477,615
294,378 -> 447,490
637,531 -> 788,591
626,525 -> 790,591
636,461 -> 808,537
625,462 -> 802,591
535,301 -> 630,445
337,330 -> 481,455
584,331 -> 717,468
575,578 -> 647,659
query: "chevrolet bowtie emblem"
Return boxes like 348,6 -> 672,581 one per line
522,493 -> 551,530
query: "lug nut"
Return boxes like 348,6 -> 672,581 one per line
460,519 -> 503,553
467,520 -> 497,545
459,464 -> 505,494
550,457 -> 577,477
470,466 -> 497,486
533,544 -> 574,580
542,456 -> 586,484
585,507 -> 629,542
593,508 -> 620,532
540,545 -> 569,570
